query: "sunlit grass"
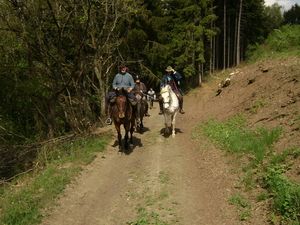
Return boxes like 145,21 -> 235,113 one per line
198,114 -> 282,167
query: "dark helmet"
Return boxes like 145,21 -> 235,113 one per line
135,75 -> 140,80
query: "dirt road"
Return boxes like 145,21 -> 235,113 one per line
42,102 -> 240,225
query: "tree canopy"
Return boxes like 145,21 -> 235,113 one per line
0,0 -> 296,144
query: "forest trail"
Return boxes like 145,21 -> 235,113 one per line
42,56 -> 300,224
41,100 -> 241,225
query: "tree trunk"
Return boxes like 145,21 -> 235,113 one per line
223,1 -> 226,71
237,0 -> 243,65
227,17 -> 230,68
44,97 -> 57,139
198,63 -> 203,86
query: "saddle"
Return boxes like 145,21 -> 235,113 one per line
174,92 -> 182,102
109,96 -> 136,106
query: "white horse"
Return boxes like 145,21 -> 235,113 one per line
160,85 -> 179,137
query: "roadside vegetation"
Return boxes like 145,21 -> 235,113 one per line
0,136 -> 110,225
246,24 -> 300,64
193,114 -> 300,223
192,24 -> 300,224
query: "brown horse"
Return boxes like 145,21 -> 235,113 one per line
134,93 -> 145,133
111,88 -> 136,153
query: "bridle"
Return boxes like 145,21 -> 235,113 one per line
161,87 -> 171,105
115,95 -> 128,114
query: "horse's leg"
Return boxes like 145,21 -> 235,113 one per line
115,124 -> 122,152
171,114 -> 176,137
140,117 -> 144,129
135,102 -> 141,132
123,123 -> 129,150
164,113 -> 169,134
140,103 -> 144,130
136,102 -> 141,125
129,120 -> 134,147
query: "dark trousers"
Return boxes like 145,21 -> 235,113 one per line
105,91 -> 136,103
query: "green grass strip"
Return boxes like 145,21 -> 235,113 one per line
0,135 -> 111,225
199,114 -> 282,166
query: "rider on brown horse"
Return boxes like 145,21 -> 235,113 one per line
105,63 -> 138,125
132,76 -> 150,117
158,66 -> 185,115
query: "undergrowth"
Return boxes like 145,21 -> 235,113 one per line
0,135 -> 111,225
194,113 -> 300,224
246,24 -> 300,64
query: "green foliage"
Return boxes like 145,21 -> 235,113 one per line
264,3 -> 284,31
2,166 -> 80,225
283,3 -> 300,25
263,165 -> 300,222
267,25 -> 300,51
269,146 -> 300,166
37,136 -> 110,166
246,25 -> 300,63
228,194 -> 251,220
182,65 -> 196,78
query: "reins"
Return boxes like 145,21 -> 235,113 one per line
165,77 -> 178,91
161,86 -> 171,104
171,79 -> 178,91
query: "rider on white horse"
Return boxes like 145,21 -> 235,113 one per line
158,66 -> 185,115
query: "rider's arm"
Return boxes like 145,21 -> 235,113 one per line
112,74 -> 120,89
142,83 -> 147,93
160,75 -> 166,87
128,74 -> 135,92
173,70 -> 182,80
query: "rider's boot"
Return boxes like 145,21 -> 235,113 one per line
144,100 -> 150,117
158,97 -> 163,115
105,103 -> 113,125
128,98 -> 137,106
179,97 -> 185,114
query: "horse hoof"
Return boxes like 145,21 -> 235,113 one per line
118,151 -> 123,156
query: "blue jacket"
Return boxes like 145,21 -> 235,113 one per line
160,71 -> 182,91
112,72 -> 135,89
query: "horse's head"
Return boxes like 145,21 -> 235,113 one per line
115,88 -> 127,97
135,93 -> 142,102
115,88 -> 129,119
160,85 -> 171,109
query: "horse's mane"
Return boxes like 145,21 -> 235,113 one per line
160,85 -> 173,94
116,88 -> 128,98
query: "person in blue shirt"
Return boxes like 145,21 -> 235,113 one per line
159,66 -> 185,115
105,62 -> 137,125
